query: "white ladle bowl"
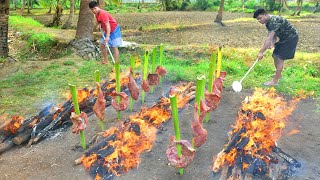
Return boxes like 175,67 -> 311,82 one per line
231,58 -> 259,93
232,81 -> 242,92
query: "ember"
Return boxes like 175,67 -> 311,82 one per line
212,88 -> 301,179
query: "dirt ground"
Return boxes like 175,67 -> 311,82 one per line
1,12 -> 320,180
30,12 -> 320,53
0,84 -> 320,180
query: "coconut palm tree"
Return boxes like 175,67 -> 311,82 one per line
0,0 -> 9,57
75,0 -> 94,40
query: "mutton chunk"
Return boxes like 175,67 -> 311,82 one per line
166,136 -> 195,168
156,66 -> 167,77
111,92 -> 129,111
147,73 -> 159,86
142,80 -> 150,92
93,83 -> 106,120
191,103 -> 208,148
204,91 -> 220,111
127,70 -> 140,100
70,112 -> 89,134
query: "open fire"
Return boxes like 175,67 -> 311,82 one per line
212,88 -> 301,179
76,82 -> 196,179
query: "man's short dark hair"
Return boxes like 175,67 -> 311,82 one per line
253,8 -> 267,18
89,1 -> 98,9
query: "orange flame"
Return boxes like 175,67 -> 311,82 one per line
213,88 -> 300,172
65,89 -> 90,103
2,115 -> 25,134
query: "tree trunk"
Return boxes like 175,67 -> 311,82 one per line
27,0 -> 30,13
75,0 -> 94,40
0,0 -> 9,57
314,0 -> 320,13
47,6 -> 52,14
291,0 -> 302,16
214,0 -> 225,26
20,0 -> 26,15
62,0 -> 75,29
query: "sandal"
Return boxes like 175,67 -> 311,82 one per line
263,80 -> 278,86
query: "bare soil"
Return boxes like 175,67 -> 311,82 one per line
1,12 -> 320,180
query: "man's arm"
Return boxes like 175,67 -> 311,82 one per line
104,22 -> 111,44
257,31 -> 276,60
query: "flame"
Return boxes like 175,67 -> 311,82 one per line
213,88 -> 300,172
65,89 -> 90,103
138,106 -> 171,126
2,115 -> 25,134
107,70 -> 130,89
288,129 -> 300,135
81,82 -> 195,178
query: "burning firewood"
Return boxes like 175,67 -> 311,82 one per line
76,82 -> 196,179
166,136 -> 195,168
211,88 -> 301,179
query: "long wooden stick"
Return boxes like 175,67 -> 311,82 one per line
69,84 -> 86,150
169,94 -> 184,175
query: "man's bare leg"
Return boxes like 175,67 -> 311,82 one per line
100,43 -> 108,64
264,54 -> 283,86
273,54 -> 284,83
113,47 -> 119,63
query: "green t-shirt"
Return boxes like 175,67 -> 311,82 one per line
266,15 -> 298,43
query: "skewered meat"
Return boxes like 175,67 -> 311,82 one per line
199,99 -> 210,123
156,66 -> 167,77
70,112 -> 88,134
111,92 -> 129,111
204,91 -> 220,111
93,83 -> 106,120
127,70 -> 139,100
147,73 -> 159,85
191,103 -> 207,148
166,136 -> 195,168
142,80 -> 150,92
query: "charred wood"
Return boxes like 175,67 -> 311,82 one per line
225,127 -> 246,153
235,137 -> 249,151
12,129 -> 33,145
273,147 -> 301,168
32,104 -> 74,143
84,134 -> 117,156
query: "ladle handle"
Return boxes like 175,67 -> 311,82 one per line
240,59 -> 259,83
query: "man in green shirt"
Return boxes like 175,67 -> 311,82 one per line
253,9 -> 299,86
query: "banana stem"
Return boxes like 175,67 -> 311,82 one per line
69,84 -> 86,150
170,95 -> 184,175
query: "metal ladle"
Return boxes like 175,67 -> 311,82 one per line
232,59 -> 259,92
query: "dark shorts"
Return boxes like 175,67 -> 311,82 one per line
273,35 -> 299,60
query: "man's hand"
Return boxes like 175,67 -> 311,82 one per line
257,52 -> 264,60
104,36 -> 109,45
96,24 -> 101,31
